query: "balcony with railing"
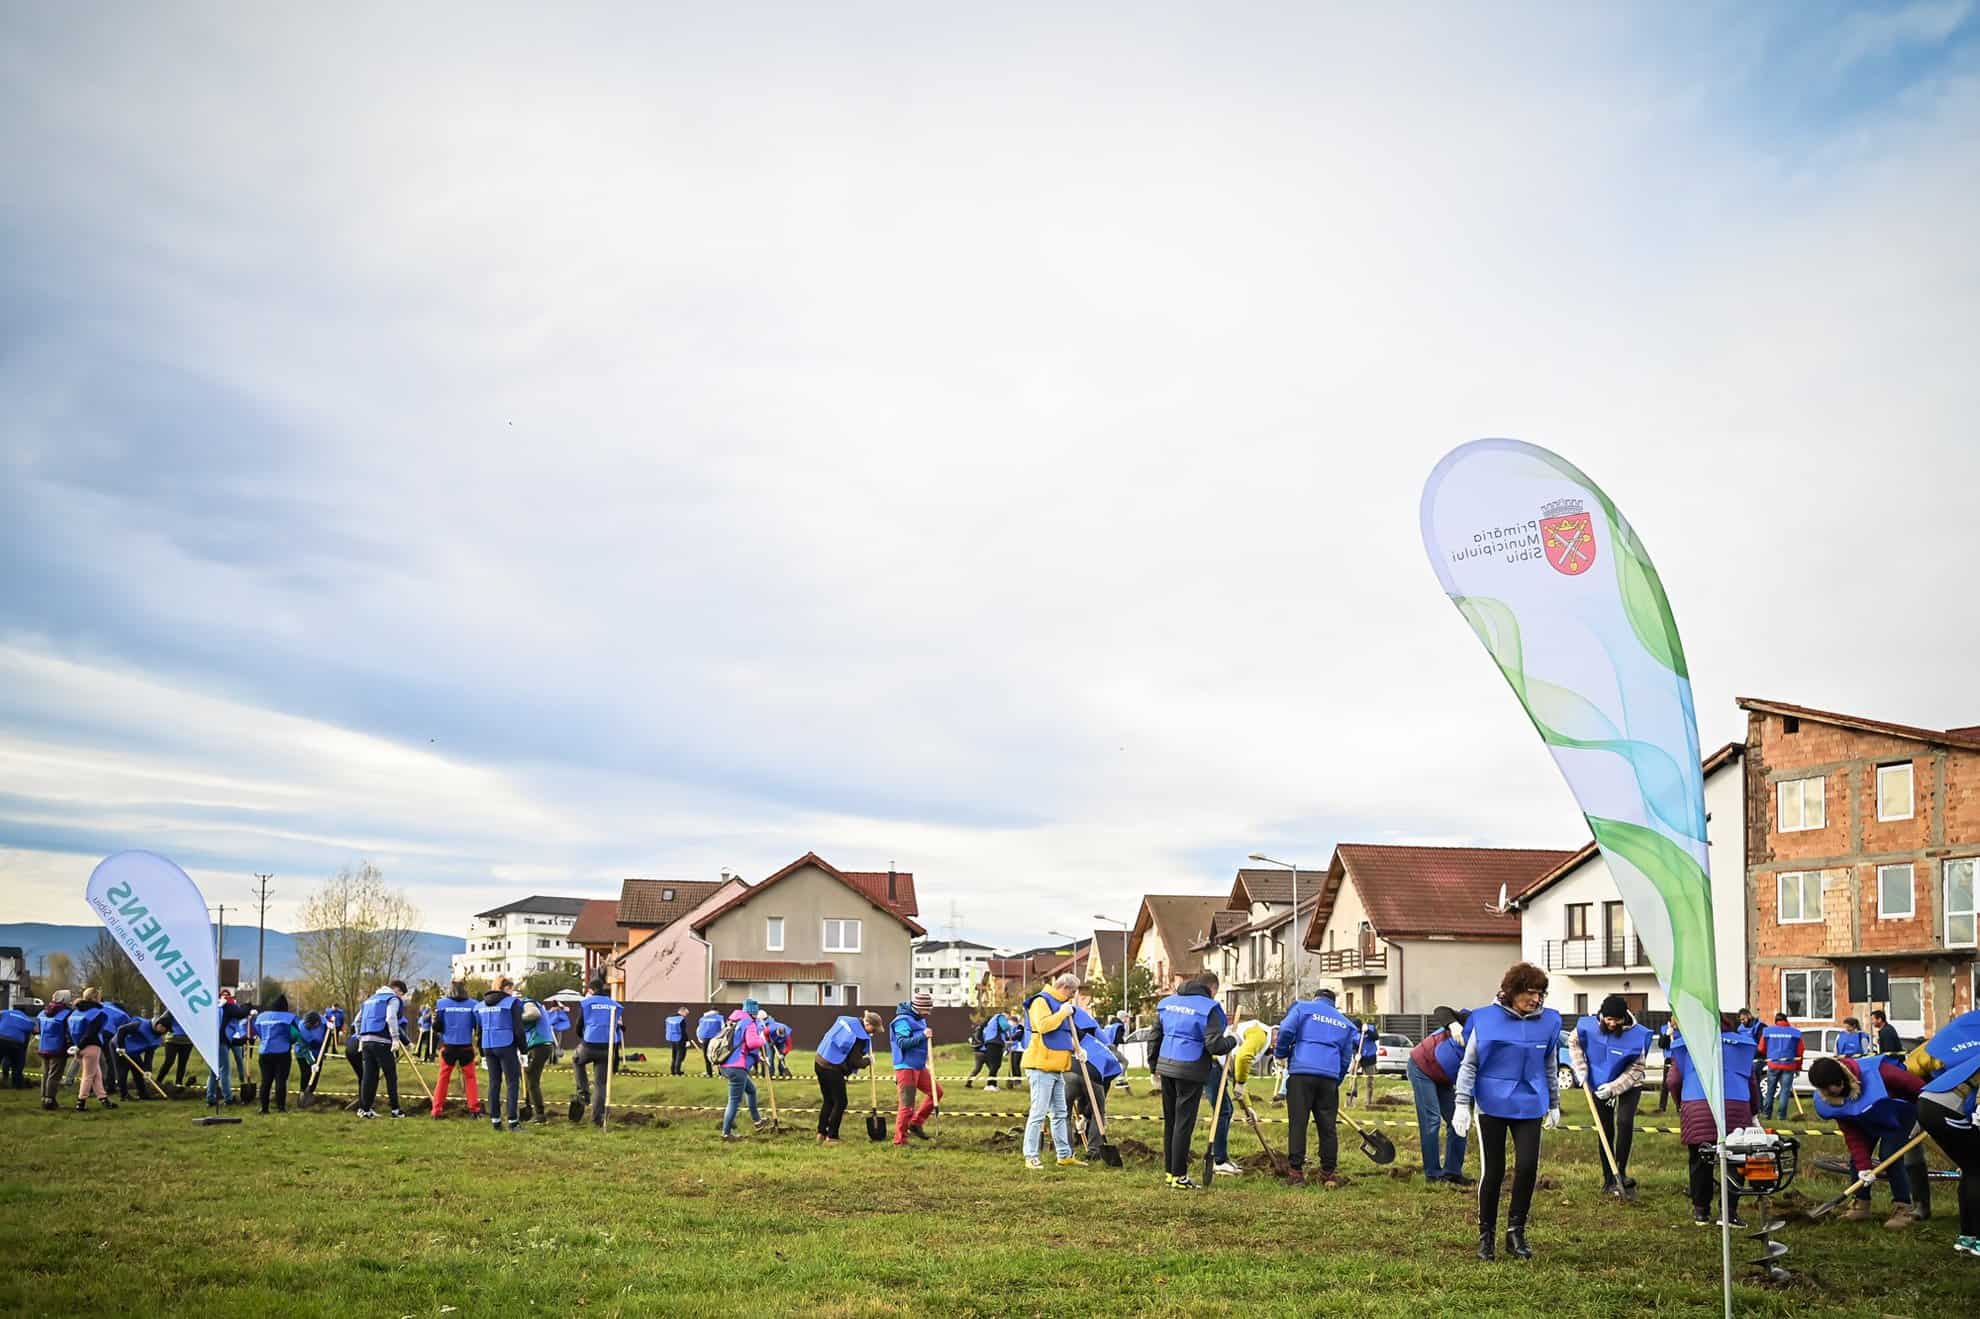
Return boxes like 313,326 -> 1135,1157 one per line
1316,947 -> 1386,976
1542,936 -> 1648,973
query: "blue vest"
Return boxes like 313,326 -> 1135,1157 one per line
981,1014 -> 1005,1044
417,1008 -> 433,1031
665,1014 -> 684,1042
435,998 -> 477,1046
1081,1033 -> 1124,1082
1676,1031 -> 1758,1106
547,1008 -> 571,1034
1920,1010 -> 1980,1113
818,1016 -> 870,1066
1814,1059 -> 1912,1133
68,1006 -> 105,1049
0,1008 -> 36,1043
1432,1030 -> 1465,1081
1360,1024 -> 1379,1059
256,1011 -> 297,1054
1102,1021 -> 1126,1048
101,1004 -> 131,1036
1468,1003 -> 1561,1119
301,1021 -> 327,1051
1575,1017 -> 1650,1087
36,1011 -> 68,1053
891,1009 -> 930,1069
1155,992 -> 1224,1066
126,1019 -> 163,1052
1279,998 -> 1357,1078
579,995 -> 618,1046
326,1008 -> 345,1028
225,1014 -> 249,1045
356,990 -> 396,1037
1023,992 -> 1075,1053
1763,1025 -> 1803,1066
1834,1030 -> 1871,1057
476,995 -> 517,1049
696,1010 -> 723,1042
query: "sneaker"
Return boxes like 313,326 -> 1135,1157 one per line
908,1125 -> 929,1141
1171,1175 -> 1200,1190
359,1109 -> 376,1119
1058,1154 -> 1089,1168
431,1110 -> 446,1120
1213,1161 -> 1242,1177
1719,1213 -> 1747,1229
491,1118 -> 503,1130
1445,1174 -> 1477,1189
389,1109 -> 404,1119
1884,1205 -> 1921,1230
1692,1206 -> 1712,1226
1025,1156 -> 1044,1170
984,1082 -> 999,1092
1954,1236 -> 1980,1258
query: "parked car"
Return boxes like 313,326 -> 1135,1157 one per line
1373,1033 -> 1413,1074
1118,1025 -> 1158,1073
1787,1027 -> 1921,1094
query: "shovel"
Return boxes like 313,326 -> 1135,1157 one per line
1583,1082 -> 1625,1193
1202,1058 -> 1234,1186
865,1057 -> 887,1142
118,1047 -> 172,1101
1239,1091 -> 1290,1177
1339,1105 -> 1397,1165
1073,1048 -> 1122,1168
396,1043 -> 435,1106
1802,1131 -> 1929,1221
296,1031 -> 334,1109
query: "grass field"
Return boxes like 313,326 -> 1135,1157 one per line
3,1044 -> 1974,1317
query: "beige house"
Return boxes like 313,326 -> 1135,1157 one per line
688,853 -> 925,1008
1129,894 -> 1224,989
1301,844 -> 1574,1017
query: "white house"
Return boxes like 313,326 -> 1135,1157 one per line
451,895 -> 591,984
912,938 -> 997,1008
1509,743 -> 1748,1019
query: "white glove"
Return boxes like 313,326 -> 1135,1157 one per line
1594,1082 -> 1617,1103
1544,1108 -> 1562,1130
1074,1048 -> 1088,1062
1451,1106 -> 1472,1139
1854,1169 -> 1878,1189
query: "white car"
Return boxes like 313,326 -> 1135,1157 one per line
1374,1033 -> 1413,1075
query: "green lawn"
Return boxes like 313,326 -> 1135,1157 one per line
2,1045 -> 1973,1317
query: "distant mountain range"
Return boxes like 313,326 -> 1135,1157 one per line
0,921 -> 460,988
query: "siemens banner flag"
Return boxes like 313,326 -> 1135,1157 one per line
85,850 -> 226,1082
1419,439 -> 1726,1134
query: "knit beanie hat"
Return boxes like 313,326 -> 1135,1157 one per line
1598,994 -> 1631,1021
911,990 -> 933,1013
742,997 -> 760,1015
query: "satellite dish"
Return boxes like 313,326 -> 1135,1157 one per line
1483,882 -> 1510,915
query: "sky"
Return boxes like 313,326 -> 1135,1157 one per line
2,2 -> 1977,950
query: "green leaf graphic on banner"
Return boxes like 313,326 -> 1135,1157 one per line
1587,815 -> 1715,994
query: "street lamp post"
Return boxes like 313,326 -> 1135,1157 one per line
1095,913 -> 1130,1024
1248,853 -> 1308,1002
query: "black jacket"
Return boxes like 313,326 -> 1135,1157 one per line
1147,979 -> 1234,1083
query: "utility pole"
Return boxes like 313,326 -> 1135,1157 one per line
251,874 -> 274,1001
211,904 -> 230,987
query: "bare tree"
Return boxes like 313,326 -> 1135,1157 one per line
41,951 -> 77,996
293,862 -> 422,1014
80,929 -> 151,1007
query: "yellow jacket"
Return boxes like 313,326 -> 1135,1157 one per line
1232,1020 -> 1271,1084
1022,993 -> 1077,1072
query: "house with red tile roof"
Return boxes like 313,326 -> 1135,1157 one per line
1300,844 -> 1574,1017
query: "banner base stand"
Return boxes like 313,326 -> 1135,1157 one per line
192,1115 -> 243,1126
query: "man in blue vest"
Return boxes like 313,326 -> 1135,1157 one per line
1351,1018 -> 1381,1107
1761,1012 -> 1805,1119
814,1010 -> 882,1142
572,978 -> 621,1127
546,1001 -> 572,1053
415,1004 -> 436,1061
205,988 -> 250,1107
1067,993 -> 1124,1161
1906,1008 -> 1980,1256
0,1002 -> 36,1089
114,1012 -> 165,1099
157,1010 -> 195,1087
324,1004 -> 346,1046
965,1012 -> 1004,1090
696,1007 -> 724,1077
431,980 -> 483,1118
1148,971 -> 1235,1189
36,994 -> 72,1110
251,993 -> 300,1113
98,999 -> 132,1100
297,1011 -> 329,1097
1272,986 -> 1358,1186
666,1007 -> 691,1076
476,976 -> 527,1131
1570,995 -> 1652,1199
354,979 -> 409,1119
765,1015 -> 794,1078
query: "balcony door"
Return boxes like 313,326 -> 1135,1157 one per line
1602,902 -> 1626,967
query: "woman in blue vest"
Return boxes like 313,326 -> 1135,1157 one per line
113,1013 -> 164,1100
1150,971 -> 1234,1189
477,976 -> 527,1131
415,1004 -> 436,1061
1906,1008 -> 1980,1257
966,1012 -> 1004,1090
666,1007 -> 690,1076
1835,1016 -> 1872,1058
1067,995 -> 1125,1161
1808,1054 -> 1923,1227
519,995 -> 556,1126
431,981 -> 483,1119
69,988 -> 115,1112
1664,1013 -> 1756,1228
297,1011 -> 328,1097
36,994 -> 72,1110
719,998 -> 769,1140
225,1007 -> 250,1097
251,994 -> 300,1114
814,1011 -> 882,1142
1570,994 -> 1651,1199
695,1008 -> 724,1077
1453,962 -> 1561,1260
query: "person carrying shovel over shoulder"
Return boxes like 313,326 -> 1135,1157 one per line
1272,987 -> 1356,1186
1808,1053 -> 1925,1229
891,991 -> 941,1147
1150,970 -> 1235,1190
1570,994 -> 1651,1200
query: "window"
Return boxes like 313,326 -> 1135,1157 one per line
765,917 -> 784,952
1947,859 -> 1977,948
1781,968 -> 1835,1021
823,918 -> 862,953
1565,904 -> 1592,940
1877,864 -> 1914,920
1877,763 -> 1914,822
1776,871 -> 1824,924
1777,777 -> 1826,832
662,888 -> 676,902
1886,978 -> 1925,1033
1573,993 -> 1588,1015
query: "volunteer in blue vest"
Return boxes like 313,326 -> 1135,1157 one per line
98,998 -> 132,1100
1664,1012 -> 1756,1228
891,991 -> 941,1147
1904,1008 -> 1980,1257
415,1004 -> 436,1061
666,1007 -> 691,1076
36,992 -> 72,1110
1016,974 -> 1084,1169
157,1010 -> 195,1087
1350,1018 -> 1381,1108
298,1011 -> 329,1097
518,994 -> 556,1124
546,1000 -> 572,1054
966,1011 -> 1005,1090
1007,1003 -> 1025,1083
1067,991 -> 1124,1162
1407,1006 -> 1472,1187
1570,995 -> 1650,1199
430,980 -> 483,1119
477,975 -> 527,1131
1807,1053 -> 1923,1228
354,979 -> 409,1119
205,987 -> 250,1107
763,1014 -> 794,1078
114,1012 -> 165,1100
324,1003 -> 346,1046
225,1006 -> 250,1096
0,1001 -> 38,1089
695,1007 -> 724,1077
1272,986 -> 1357,1187
1760,1012 -> 1804,1119
1149,971 -> 1234,1190
1453,962 -> 1561,1261
813,1010 -> 883,1143
69,987 -> 116,1112
572,978 -> 620,1127
718,997 -> 769,1140
251,993 -> 300,1114
1836,1017 -> 1872,1058
1736,1007 -> 1765,1102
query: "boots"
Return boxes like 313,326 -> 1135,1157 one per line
1504,1220 -> 1533,1260
1283,1166 -> 1307,1186
1477,1226 -> 1496,1261
75,1098 -> 87,1112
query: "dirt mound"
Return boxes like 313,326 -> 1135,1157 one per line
1370,1094 -> 1404,1108
1238,1152 -> 1283,1174
1534,1175 -> 1560,1191
1113,1138 -> 1158,1160
1386,1166 -> 1418,1181
611,1111 -> 668,1129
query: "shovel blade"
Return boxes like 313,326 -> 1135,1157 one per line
866,1113 -> 887,1142
1362,1132 -> 1397,1165
1099,1143 -> 1123,1168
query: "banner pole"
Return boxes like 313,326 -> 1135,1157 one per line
1718,1146 -> 1734,1319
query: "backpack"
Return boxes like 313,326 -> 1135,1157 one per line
969,1019 -> 987,1049
711,1017 -> 741,1065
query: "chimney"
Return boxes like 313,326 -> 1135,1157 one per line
888,866 -> 898,902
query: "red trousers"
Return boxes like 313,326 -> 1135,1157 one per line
895,1067 -> 940,1143
434,1053 -> 481,1115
